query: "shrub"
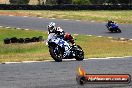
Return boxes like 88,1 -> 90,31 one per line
72,0 -> 91,5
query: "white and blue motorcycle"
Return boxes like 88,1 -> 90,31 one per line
47,33 -> 84,62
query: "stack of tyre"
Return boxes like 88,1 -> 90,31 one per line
4,36 -> 43,44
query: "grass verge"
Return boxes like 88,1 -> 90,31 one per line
0,10 -> 132,23
0,28 -> 132,62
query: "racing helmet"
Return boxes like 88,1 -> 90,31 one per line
108,20 -> 113,23
56,27 -> 65,36
47,22 -> 56,33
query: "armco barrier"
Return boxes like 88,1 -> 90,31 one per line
0,4 -> 132,10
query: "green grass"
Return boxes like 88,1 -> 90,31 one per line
0,28 -> 132,62
0,28 -> 51,62
0,10 -> 132,23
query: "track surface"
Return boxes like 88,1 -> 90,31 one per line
0,58 -> 132,88
0,16 -> 132,88
0,15 -> 132,38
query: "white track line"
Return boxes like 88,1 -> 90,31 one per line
51,18 -> 56,19
24,29 -> 29,30
1,56 -> 132,64
23,61 -> 42,63
123,56 -> 132,58
106,57 -> 124,59
2,62 -> 22,64
16,28 -> 21,30
9,15 -> 14,17
120,38 -> 125,40
5,27 -> 11,29
88,35 -> 92,36
63,19 -> 69,21
38,17 -> 43,19
89,58 -> 110,60
23,16 -> 28,17
91,20 -> 95,22
76,20 -> 81,22
108,37 -> 113,39
97,36 -> 102,38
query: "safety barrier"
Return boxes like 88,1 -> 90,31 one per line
0,4 -> 132,10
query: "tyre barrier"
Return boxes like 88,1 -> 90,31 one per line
18,38 -> 25,43
11,37 -> 18,43
4,38 -> 11,44
4,36 -> 44,44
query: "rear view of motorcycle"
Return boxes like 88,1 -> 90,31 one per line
47,33 -> 84,62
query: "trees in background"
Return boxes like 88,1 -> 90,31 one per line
37,0 -> 47,5
72,0 -> 131,5
45,0 -> 72,5
118,0 -> 130,4
90,0 -> 131,4
9,0 -> 132,5
9,0 -> 30,4
72,0 -> 91,5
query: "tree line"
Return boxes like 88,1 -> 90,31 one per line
9,0 -> 132,5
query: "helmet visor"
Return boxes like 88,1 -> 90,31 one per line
48,26 -> 54,32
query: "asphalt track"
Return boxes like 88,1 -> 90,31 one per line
0,15 -> 132,39
0,57 -> 132,88
0,16 -> 132,88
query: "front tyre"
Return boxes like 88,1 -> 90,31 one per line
49,47 -> 62,62
75,45 -> 84,61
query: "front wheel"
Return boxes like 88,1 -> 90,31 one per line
75,45 -> 84,61
49,46 -> 63,62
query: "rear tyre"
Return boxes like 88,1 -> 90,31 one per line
109,28 -> 114,33
117,28 -> 121,33
49,47 -> 62,62
75,45 -> 84,61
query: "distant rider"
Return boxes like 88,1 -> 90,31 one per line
106,20 -> 115,29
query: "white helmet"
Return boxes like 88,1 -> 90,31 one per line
57,27 -> 63,32
56,27 -> 65,36
47,22 -> 56,33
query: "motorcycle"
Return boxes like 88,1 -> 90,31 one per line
47,33 -> 84,62
106,23 -> 121,33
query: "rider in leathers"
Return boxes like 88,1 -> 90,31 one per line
47,22 -> 76,57
106,20 -> 115,29
47,22 -> 75,46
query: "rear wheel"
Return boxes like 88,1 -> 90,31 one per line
75,45 -> 84,61
109,28 -> 114,33
117,28 -> 121,33
49,46 -> 63,62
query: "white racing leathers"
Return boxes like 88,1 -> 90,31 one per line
47,33 -> 71,57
